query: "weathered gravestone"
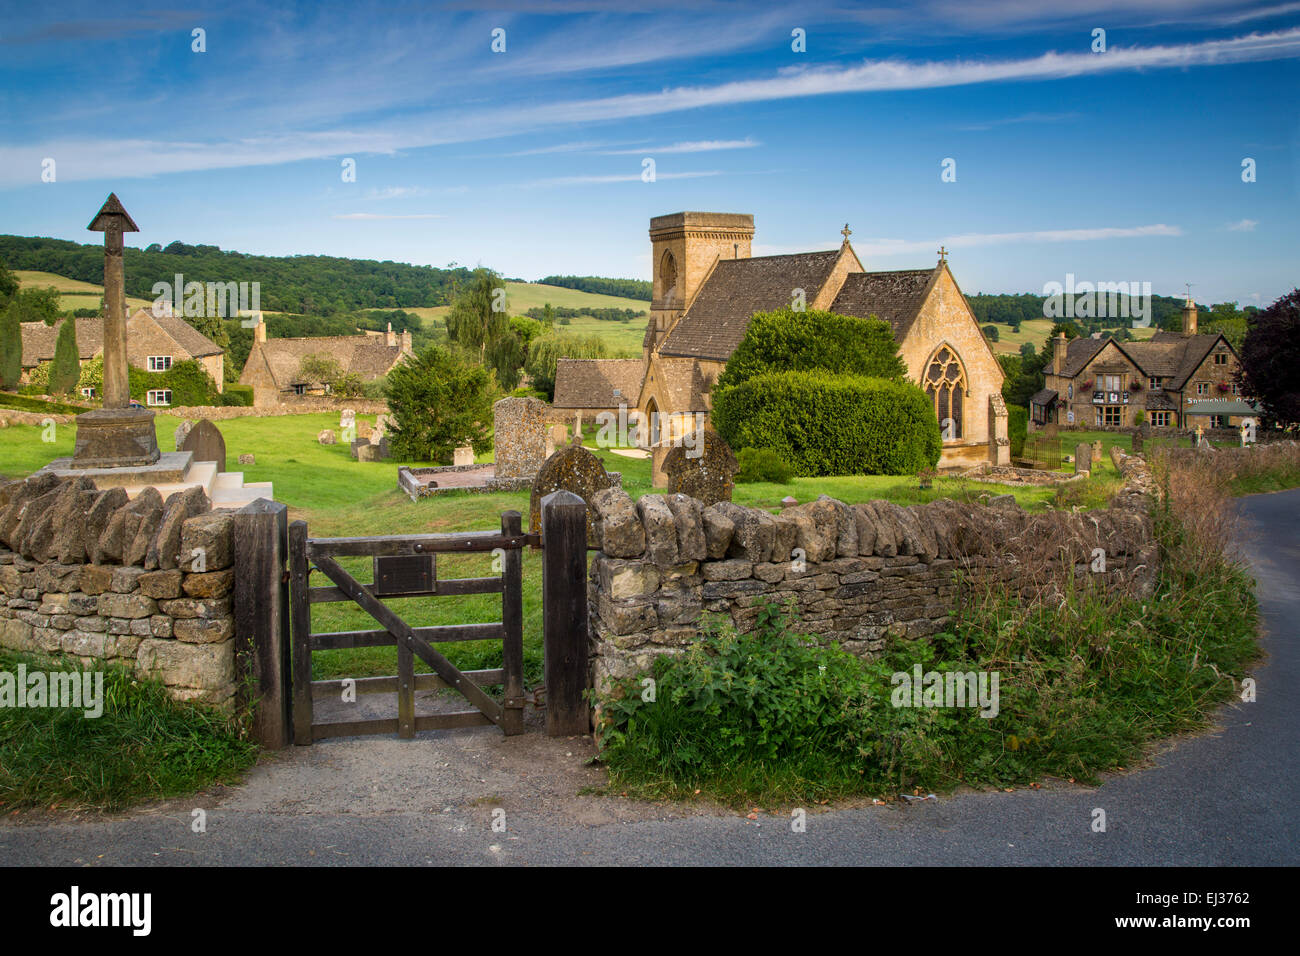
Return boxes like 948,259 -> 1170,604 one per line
349,438 -> 367,459
1074,441 -> 1092,475
493,396 -> 548,480
319,429 -> 337,445
453,445 -> 475,466
238,453 -> 256,465
174,419 -> 194,451
661,430 -> 738,505
181,419 -> 227,473
1091,439 -> 1103,463
528,444 -> 618,543
339,408 -> 356,429
1131,431 -> 1144,453
1043,422 -> 1058,440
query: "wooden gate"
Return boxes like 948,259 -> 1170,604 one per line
288,511 -> 528,743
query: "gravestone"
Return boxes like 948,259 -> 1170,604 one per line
318,429 -> 336,445
661,430 -> 738,505
349,438 -> 367,460
356,421 -> 373,441
1074,441 -> 1092,475
544,423 -> 567,458
238,453 -> 256,465
372,413 -> 391,441
492,396 -> 548,480
528,444 -> 617,543
453,445 -> 475,466
174,420 -> 194,451
339,408 -> 355,429
1130,431 -> 1144,454
1043,422 -> 1058,440
1091,439 -> 1103,463
181,420 -> 227,473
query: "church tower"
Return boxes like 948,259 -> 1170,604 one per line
645,212 -> 754,357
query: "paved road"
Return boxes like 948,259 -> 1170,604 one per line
4,490 -> 1297,866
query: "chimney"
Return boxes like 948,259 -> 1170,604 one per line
1052,331 -> 1066,376
253,314 -> 266,343
400,329 -> 412,352
385,321 -> 396,347
1182,297 -> 1198,336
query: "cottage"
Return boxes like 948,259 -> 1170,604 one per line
238,320 -> 413,406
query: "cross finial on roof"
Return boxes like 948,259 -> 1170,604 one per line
1184,282 -> 1194,302
937,245 -> 948,262
841,223 -> 851,242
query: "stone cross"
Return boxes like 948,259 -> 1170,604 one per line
87,193 -> 138,409
841,223 -> 851,242
937,246 -> 948,262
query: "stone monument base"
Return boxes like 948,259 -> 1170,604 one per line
69,407 -> 161,468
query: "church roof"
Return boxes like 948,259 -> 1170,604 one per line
552,358 -> 646,409
657,250 -> 843,361
828,268 -> 937,339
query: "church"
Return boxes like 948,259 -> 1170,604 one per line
552,211 -> 1008,469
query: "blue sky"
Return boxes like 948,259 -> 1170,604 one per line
1,0 -> 1297,304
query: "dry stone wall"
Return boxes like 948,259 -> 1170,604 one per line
586,461 -> 1159,693
0,474 -> 239,709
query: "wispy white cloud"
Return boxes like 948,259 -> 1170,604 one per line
363,186 -> 432,200
599,138 -> 760,155
502,140 -> 638,156
1226,218 -> 1259,231
956,111 -> 1081,131
851,224 -> 1182,257
332,212 -> 444,220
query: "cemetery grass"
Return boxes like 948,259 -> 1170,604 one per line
0,648 -> 258,812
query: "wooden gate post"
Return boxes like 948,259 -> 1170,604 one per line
232,499 -> 292,749
289,520 -> 313,745
541,490 -> 590,736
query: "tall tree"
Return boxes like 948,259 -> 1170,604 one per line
1238,288 -> 1300,425
445,267 -> 509,363
0,259 -> 18,306
0,301 -> 21,390
49,318 -> 81,394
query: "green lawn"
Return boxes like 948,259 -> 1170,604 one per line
13,269 -> 155,312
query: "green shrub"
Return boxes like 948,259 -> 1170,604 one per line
48,319 -> 80,394
713,371 -> 941,476
0,301 -> 20,390
384,344 -> 494,462
128,359 -> 220,407
1008,404 -> 1028,458
736,446 -> 795,483
715,308 -> 906,390
221,384 -> 254,406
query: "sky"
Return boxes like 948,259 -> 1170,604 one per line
0,0 -> 1297,304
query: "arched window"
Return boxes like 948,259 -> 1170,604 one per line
659,250 -> 678,306
923,345 -> 967,440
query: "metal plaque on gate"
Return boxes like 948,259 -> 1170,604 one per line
373,554 -> 436,596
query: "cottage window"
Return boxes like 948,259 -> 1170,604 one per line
1100,406 -> 1122,427
148,355 -> 172,372
1150,411 -> 1171,427
1067,384 -> 1073,400
146,389 -> 172,406
1214,352 -> 1228,365
293,384 -> 307,395
1196,382 -> 1210,396
923,346 -> 966,440
80,386 -> 96,399
1149,377 -> 1162,390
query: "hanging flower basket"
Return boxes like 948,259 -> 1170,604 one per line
1128,379 -> 1143,392
1079,378 -> 1094,390
1216,382 -> 1231,394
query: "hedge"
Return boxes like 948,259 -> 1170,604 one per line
712,371 -> 942,476
221,384 -> 254,406
715,308 -> 906,390
1008,404 -> 1028,458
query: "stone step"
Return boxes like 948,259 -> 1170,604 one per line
212,471 -> 245,490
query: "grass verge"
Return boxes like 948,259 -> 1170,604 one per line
0,650 -> 259,812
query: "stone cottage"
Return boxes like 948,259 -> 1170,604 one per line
238,320 -> 413,406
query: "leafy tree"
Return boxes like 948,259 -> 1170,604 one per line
542,302 -> 555,326
537,275 -> 651,300
715,308 -> 906,391
49,319 -> 81,394
445,267 -> 509,363
0,301 -> 21,389
186,313 -> 230,351
1238,288 -> 1300,425
523,332 -> 609,400
384,346 -> 494,463
10,286 -> 62,325
0,259 -> 18,305
1202,302 -> 1248,351
982,324 -> 999,342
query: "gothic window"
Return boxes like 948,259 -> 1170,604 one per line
924,345 -> 967,440
659,250 -> 678,306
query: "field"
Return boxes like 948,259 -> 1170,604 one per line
13,270 -> 155,312
988,317 -> 1160,355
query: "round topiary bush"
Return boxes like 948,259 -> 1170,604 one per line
712,371 -> 941,476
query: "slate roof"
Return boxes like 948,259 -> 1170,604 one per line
1030,388 -> 1058,407
552,358 -> 647,409
657,250 -> 843,361
252,335 -> 408,390
1143,391 -> 1178,411
828,268 -> 936,339
1059,331 -> 1231,390
138,310 -> 225,358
